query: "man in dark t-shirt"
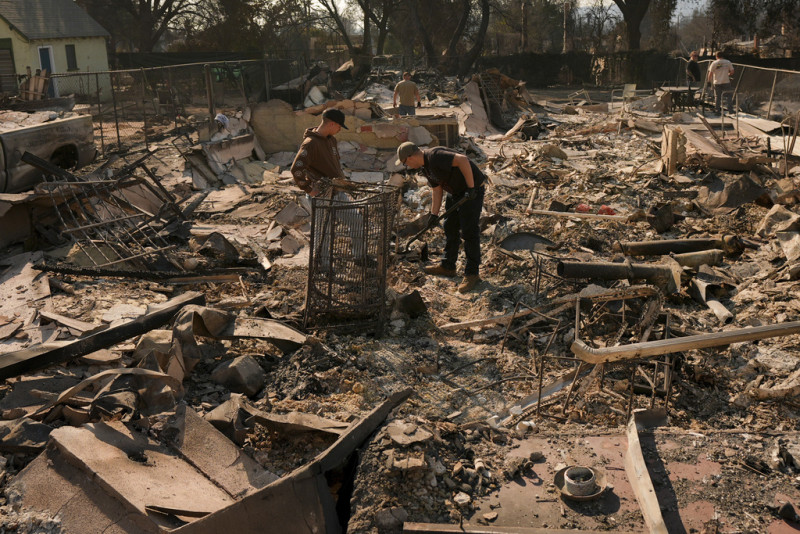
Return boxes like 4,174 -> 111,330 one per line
396,142 -> 487,293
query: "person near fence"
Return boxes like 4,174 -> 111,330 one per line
686,51 -> 701,90
396,142 -> 487,293
290,108 -> 364,270
393,72 -> 421,116
707,51 -> 735,115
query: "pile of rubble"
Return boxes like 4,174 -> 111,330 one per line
0,68 -> 799,533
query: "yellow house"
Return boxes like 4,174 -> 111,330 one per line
0,0 -> 109,95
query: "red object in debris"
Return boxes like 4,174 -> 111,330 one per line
575,203 -> 591,213
597,205 -> 616,215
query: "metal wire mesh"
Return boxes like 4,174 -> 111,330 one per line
304,185 -> 398,334
40,156 -> 179,271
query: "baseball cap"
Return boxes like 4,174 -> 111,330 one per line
322,108 -> 348,129
395,141 -> 419,165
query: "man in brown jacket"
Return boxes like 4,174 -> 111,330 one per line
290,109 -> 363,269
291,108 -> 348,196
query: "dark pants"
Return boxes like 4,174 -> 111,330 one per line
398,105 -> 416,116
440,188 -> 484,276
713,83 -> 733,114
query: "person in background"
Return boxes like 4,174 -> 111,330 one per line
686,50 -> 701,90
393,72 -> 421,116
707,51 -> 735,115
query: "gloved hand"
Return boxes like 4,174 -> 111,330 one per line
464,187 -> 478,201
426,213 -> 440,229
417,101 -> 422,108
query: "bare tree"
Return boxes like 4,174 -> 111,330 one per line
411,0 -> 492,76
578,0 -> 620,52
78,0 -> 204,52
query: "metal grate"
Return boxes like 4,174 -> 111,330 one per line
304,185 -> 397,334
25,152 -> 182,271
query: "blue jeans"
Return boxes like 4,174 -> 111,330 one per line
398,105 -> 416,116
441,188 -> 484,276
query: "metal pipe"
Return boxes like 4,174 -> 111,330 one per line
706,298 -> 734,325
767,70 -> 778,119
557,261 -> 678,291
613,235 -> 742,256
571,320 -> 800,364
672,249 -> 724,268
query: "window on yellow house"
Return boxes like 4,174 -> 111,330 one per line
65,44 -> 77,71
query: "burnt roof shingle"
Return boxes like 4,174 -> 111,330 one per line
0,0 -> 109,40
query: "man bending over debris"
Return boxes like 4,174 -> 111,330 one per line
291,108 -> 363,268
396,142 -> 487,293
393,72 -> 421,116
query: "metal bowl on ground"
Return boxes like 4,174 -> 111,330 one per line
553,466 -> 608,501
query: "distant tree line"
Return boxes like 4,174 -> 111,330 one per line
75,0 -> 800,76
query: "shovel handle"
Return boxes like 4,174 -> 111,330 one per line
401,196 -> 469,252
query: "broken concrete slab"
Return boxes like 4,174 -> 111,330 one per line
0,417 -> 52,453
9,445 -> 162,533
211,355 -> 266,397
42,421 -> 236,527
170,388 -> 413,534
163,404 -> 279,496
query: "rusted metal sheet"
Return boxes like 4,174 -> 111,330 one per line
0,291 -> 204,379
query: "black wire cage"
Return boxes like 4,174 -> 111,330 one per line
303,185 -> 398,334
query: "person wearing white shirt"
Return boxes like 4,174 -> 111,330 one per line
707,51 -> 735,115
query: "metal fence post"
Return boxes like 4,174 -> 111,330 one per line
110,72 -> 122,150
204,64 -> 215,126
238,62 -> 248,106
264,59 -> 271,102
167,66 -> 177,129
141,68 -> 148,151
767,70 -> 778,119
95,72 -> 104,156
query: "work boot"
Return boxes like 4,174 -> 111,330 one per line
458,275 -> 481,293
424,264 -> 457,277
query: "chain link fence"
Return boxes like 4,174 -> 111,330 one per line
40,59 -> 298,156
